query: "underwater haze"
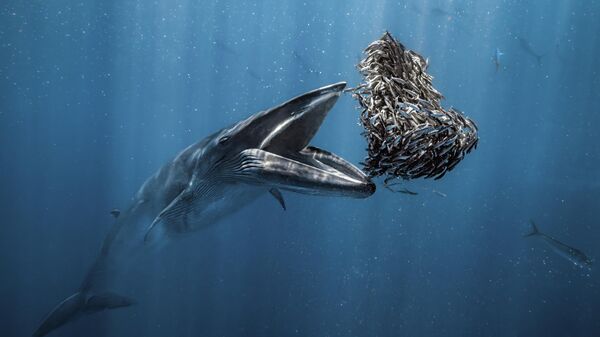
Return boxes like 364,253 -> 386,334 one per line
2,0 -> 600,336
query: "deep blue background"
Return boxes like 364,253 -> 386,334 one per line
1,0 -> 599,336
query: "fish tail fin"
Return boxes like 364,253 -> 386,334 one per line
33,291 -> 134,337
523,220 -> 540,237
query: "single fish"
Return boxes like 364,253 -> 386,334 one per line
292,50 -> 320,76
109,209 -> 121,218
212,40 -> 238,56
518,37 -> 543,65
432,190 -> 447,197
430,7 -> 452,20
398,188 -> 418,195
493,48 -> 503,72
524,220 -> 592,269
384,183 -> 418,195
245,67 -> 262,81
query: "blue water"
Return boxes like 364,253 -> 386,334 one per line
2,0 -> 600,336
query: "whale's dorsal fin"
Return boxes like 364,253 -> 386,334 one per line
269,188 -> 286,210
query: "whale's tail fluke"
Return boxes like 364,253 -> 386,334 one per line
33,291 -> 134,337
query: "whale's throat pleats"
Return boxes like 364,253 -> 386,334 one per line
144,177 -> 220,243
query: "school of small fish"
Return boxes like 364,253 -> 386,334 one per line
352,32 -> 479,181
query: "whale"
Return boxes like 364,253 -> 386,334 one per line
33,82 -> 375,336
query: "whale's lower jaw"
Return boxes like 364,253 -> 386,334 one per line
235,147 -> 375,198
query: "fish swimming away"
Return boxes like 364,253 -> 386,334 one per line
33,82 -> 375,337
383,181 -> 418,195
212,40 -> 238,56
518,37 -> 543,65
109,209 -> 121,218
409,4 -> 453,19
524,220 -> 592,269
292,50 -> 320,76
493,48 -> 503,72
432,190 -> 447,197
245,67 -> 262,81
392,187 -> 418,195
430,7 -> 453,20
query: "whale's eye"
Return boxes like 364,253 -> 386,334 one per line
218,136 -> 230,144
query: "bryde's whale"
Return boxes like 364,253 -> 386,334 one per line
33,82 -> 375,336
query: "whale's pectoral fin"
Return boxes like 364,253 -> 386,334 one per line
145,212 -> 170,245
238,148 -> 375,198
144,188 -> 196,244
269,188 -> 286,210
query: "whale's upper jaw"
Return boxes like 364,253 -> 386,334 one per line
219,81 -> 348,154
228,82 -> 375,199
257,81 -> 348,154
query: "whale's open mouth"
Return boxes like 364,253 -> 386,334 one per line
235,82 -> 376,198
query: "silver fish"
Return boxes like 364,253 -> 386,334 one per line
518,37 -> 543,65
493,48 -> 503,72
524,220 -> 592,269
